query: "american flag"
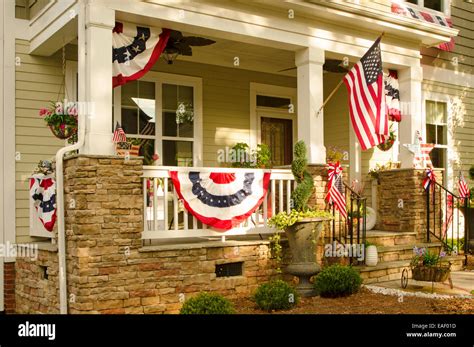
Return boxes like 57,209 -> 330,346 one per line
343,36 -> 388,151
458,171 -> 470,199
113,122 -> 127,143
326,162 -> 347,219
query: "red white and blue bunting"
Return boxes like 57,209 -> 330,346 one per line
391,2 -> 455,51
29,175 -> 57,232
112,22 -> 170,88
170,170 -> 271,230
384,70 -> 401,122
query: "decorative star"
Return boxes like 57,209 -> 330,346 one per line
403,130 -> 434,168
123,50 -> 132,60
138,33 -> 146,41
403,130 -> 421,158
132,45 -> 140,53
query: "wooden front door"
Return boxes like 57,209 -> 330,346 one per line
261,117 -> 293,166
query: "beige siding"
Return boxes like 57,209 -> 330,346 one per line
423,80 -> 474,188
421,0 -> 474,74
323,73 -> 350,166
15,39 -> 65,243
151,59 -> 296,166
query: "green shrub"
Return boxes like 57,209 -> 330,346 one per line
291,141 -> 314,211
180,292 -> 235,314
314,265 -> 362,298
253,280 -> 298,311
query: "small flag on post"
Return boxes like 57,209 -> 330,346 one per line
458,171 -> 470,199
343,35 -> 389,151
326,162 -> 347,219
113,122 -> 127,143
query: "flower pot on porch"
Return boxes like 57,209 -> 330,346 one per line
284,217 -> 328,297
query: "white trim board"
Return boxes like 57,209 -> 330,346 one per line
4,0 -> 16,258
422,65 -> 474,89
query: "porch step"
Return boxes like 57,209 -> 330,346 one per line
356,255 -> 465,284
366,230 -> 419,247
376,242 -> 443,263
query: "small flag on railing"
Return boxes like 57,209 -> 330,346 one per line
113,122 -> 127,143
458,171 -> 470,199
326,162 -> 347,219
423,168 -> 436,191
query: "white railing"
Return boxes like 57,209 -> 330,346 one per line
141,166 -> 294,241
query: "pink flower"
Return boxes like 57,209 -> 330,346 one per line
152,153 -> 159,161
59,124 -> 66,131
55,102 -> 63,115
39,108 -> 49,117
68,105 -> 78,117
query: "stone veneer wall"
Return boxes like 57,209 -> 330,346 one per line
15,245 -> 60,314
14,155 -> 339,314
59,155 -> 277,314
377,168 -> 443,239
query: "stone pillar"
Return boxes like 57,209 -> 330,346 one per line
64,155 -> 143,314
398,65 -> 423,169
296,47 -> 326,164
81,3 -> 115,155
377,168 -> 443,239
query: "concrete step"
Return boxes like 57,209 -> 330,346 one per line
355,255 -> 465,284
376,242 -> 443,263
366,230 -> 419,247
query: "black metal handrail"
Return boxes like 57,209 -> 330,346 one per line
426,181 -> 470,261
330,182 -> 367,263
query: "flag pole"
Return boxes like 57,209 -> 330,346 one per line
315,32 -> 385,117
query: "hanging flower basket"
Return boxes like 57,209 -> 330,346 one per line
39,102 -> 78,140
49,124 -> 77,140
377,130 -> 396,151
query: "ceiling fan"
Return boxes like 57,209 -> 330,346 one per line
278,59 -> 350,73
162,30 -> 216,64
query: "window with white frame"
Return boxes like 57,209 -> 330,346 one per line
425,100 -> 447,169
405,0 -> 447,13
113,73 -> 202,166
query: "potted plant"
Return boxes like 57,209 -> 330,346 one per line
269,141 -> 332,297
39,102 -> 78,140
410,247 -> 450,282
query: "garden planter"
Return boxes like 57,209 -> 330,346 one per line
284,217 -> 328,297
365,245 -> 378,266
412,265 -> 450,282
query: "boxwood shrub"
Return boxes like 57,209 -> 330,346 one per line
180,292 -> 235,314
253,280 -> 298,311
314,264 -> 362,298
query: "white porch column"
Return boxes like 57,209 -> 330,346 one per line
295,47 -> 326,164
398,64 -> 423,168
81,3 -> 115,155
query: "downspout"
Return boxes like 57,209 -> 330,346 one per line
55,0 -> 86,314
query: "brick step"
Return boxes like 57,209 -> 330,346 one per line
356,255 -> 465,284
366,230 -> 419,247
376,242 -> 443,263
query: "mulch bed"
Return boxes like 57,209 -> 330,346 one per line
233,287 -> 474,314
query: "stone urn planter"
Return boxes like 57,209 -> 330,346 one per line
285,217 -> 328,297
